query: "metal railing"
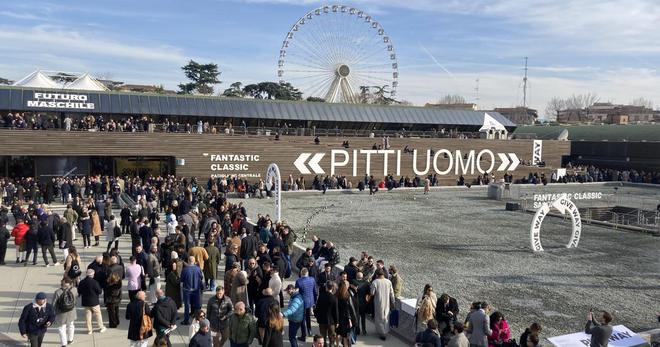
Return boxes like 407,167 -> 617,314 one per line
0,123 -> 484,139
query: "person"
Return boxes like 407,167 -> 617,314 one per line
190,318 -> 213,347
262,302 -> 284,347
295,267 -> 317,341
188,309 -> 206,337
585,310 -> 614,347
24,219 -> 39,265
231,270 -> 249,309
447,322 -> 470,347
120,204 -> 132,234
256,287 -> 278,341
80,209 -> 91,248
189,240 -> 210,272
488,311 -> 511,347
336,280 -> 358,347
126,255 -> 145,302
182,255 -> 204,325
351,272 -> 370,336
314,282 -> 338,347
37,219 -> 57,267
204,239 -> 221,292
105,214 -> 119,252
312,335 -> 325,347
0,213 -> 10,264
63,246 -> 82,286
126,291 -> 152,347
246,258 -> 263,314
11,217 -> 29,263
370,269 -> 395,341
519,323 -> 542,347
207,286 -> 233,347
435,293 -> 459,333
166,261 -> 182,309
78,269 -> 106,334
59,217 -> 73,260
91,209 -> 103,246
389,265 -> 403,298
282,284 -> 304,347
18,292 -> 56,347
147,245 -> 162,303
466,302 -> 492,347
228,302 -> 257,347
52,279 -> 77,347
105,271 -> 123,328
152,288 -> 178,347
415,319 -> 442,347
416,284 -> 437,333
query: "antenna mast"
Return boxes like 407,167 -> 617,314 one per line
522,57 -> 528,108
475,78 -> 480,109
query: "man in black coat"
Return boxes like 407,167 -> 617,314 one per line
78,269 -> 106,334
126,291 -> 152,345
239,231 -> 258,269
120,205 -> 132,234
151,288 -> 177,346
189,318 -> 213,347
435,293 -> 459,332
37,220 -> 58,266
314,282 -> 338,347
18,292 -> 55,347
317,263 -> 336,288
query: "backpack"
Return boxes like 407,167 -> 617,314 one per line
67,259 -> 81,279
56,288 -> 75,312
113,225 -> 121,238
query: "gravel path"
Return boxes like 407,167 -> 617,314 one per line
233,184 -> 660,338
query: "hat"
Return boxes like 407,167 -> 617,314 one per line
199,319 -> 210,329
35,292 -> 47,300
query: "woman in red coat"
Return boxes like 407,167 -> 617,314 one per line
488,311 -> 511,347
11,218 -> 29,263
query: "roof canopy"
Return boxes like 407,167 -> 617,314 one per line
65,73 -> 108,91
12,70 -> 58,89
479,112 -> 507,132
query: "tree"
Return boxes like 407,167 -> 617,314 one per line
436,94 -> 467,104
359,86 -> 372,104
51,72 -> 77,84
222,82 -> 245,98
241,82 -> 302,100
306,96 -> 325,102
371,85 -> 396,105
564,93 -> 599,110
544,97 -> 566,119
630,97 -> 653,109
178,60 -> 221,95
0,77 -> 11,85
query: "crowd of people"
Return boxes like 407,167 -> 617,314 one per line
0,170 -> 650,347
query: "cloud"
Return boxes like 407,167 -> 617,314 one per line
0,25 -> 187,64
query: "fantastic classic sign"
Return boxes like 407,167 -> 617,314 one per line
204,153 -> 261,178
26,93 -> 95,110
547,325 -> 646,347
294,149 -> 520,176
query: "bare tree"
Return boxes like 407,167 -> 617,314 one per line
630,97 -> 653,109
564,93 -> 599,110
544,97 -> 566,119
436,94 -> 467,104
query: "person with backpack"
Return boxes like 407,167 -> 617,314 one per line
126,291 -> 152,347
52,279 -> 77,347
63,246 -> 82,286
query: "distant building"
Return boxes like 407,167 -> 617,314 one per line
556,102 -> 659,124
491,107 -> 538,125
424,103 -> 477,110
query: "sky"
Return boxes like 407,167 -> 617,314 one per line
1,0 -> 659,117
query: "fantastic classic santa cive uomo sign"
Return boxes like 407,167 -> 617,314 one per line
26,92 -> 95,110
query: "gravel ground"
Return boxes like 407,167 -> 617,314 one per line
233,184 -> 660,338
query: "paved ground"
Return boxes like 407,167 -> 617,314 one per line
0,205 -> 407,347
235,183 -> 660,339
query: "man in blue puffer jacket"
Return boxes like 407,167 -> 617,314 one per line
282,285 -> 305,347
295,267 -> 317,341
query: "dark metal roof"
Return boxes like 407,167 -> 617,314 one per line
0,86 -> 516,127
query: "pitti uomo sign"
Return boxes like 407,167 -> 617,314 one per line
26,93 -> 94,110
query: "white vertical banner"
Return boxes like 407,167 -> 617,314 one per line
532,140 -> 543,165
265,163 -> 282,222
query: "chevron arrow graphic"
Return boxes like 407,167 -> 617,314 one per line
308,153 -> 325,174
294,153 -> 312,174
508,153 -> 520,171
497,153 -> 510,171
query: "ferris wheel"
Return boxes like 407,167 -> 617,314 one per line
277,5 -> 399,103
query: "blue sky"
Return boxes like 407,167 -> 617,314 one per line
1,0 -> 659,116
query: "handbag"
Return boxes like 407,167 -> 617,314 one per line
139,302 -> 153,339
113,225 -> 121,238
67,259 -> 81,279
